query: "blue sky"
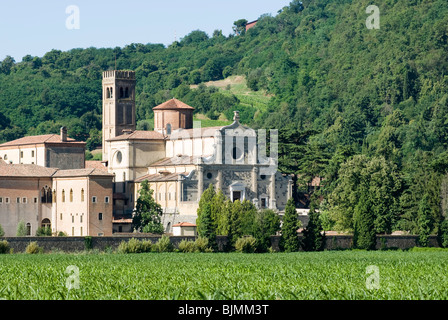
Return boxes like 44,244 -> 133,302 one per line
0,0 -> 292,62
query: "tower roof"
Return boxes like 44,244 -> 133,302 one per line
153,98 -> 194,111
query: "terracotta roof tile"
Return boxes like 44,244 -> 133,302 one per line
0,134 -> 85,147
173,222 -> 197,227
107,130 -> 165,142
153,98 -> 195,110
85,161 -> 108,172
53,168 -> 114,178
0,164 -> 58,177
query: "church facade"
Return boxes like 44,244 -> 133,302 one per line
102,70 -> 293,233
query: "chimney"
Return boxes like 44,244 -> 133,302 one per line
60,127 -> 67,142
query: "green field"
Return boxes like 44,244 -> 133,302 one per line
1,251 -> 448,300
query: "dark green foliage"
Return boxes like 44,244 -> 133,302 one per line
353,193 -> 377,250
132,180 -> 164,234
84,236 -> 93,250
253,209 -> 281,252
437,220 -> 448,248
0,240 -> 9,254
35,226 -> 52,237
281,198 -> 301,252
302,199 -> 325,251
417,193 -> 432,247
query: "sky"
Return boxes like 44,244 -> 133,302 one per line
0,0 -> 292,62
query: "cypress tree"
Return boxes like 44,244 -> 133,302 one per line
281,198 -> 301,252
302,198 -> 325,251
132,180 -> 164,234
417,193 -> 432,247
197,202 -> 217,249
353,193 -> 376,250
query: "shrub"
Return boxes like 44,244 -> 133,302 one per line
437,220 -> 448,248
0,224 -> 5,237
36,226 -> 52,237
153,235 -> 173,253
0,240 -> 10,254
84,236 -> 93,250
194,236 -> 213,253
178,239 -> 196,253
26,242 -> 43,254
117,238 -> 153,254
235,236 -> 257,253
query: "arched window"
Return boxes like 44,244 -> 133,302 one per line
106,87 -> 110,99
110,87 -> 113,98
41,188 -> 46,203
120,87 -> 124,98
41,218 -> 51,229
53,190 -> 56,203
125,87 -> 129,98
166,123 -> 172,135
81,189 -> 84,202
98,213 -> 103,221
62,190 -> 65,203
70,189 -> 73,202
26,223 -> 31,236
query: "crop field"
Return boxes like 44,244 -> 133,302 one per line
0,250 -> 448,300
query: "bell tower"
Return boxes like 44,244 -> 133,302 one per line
102,70 -> 136,162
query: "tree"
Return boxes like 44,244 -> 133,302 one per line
281,198 -> 301,252
233,19 -> 248,36
197,202 -> 217,249
353,192 -> 376,250
132,180 -> 164,234
197,184 -> 216,230
16,220 -> 27,237
0,224 -> 4,237
302,198 -> 325,251
254,209 -> 281,252
417,193 -> 432,247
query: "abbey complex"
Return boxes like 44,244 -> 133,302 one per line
0,70 -> 292,237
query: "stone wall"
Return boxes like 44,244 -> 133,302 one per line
1,234 -> 441,253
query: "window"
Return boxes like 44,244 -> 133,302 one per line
125,87 -> 129,98
0,197 -> 2,204
72,227 -> 74,236
31,150 -> 35,157
260,198 -> 267,209
20,151 -> 23,158
98,213 -> 103,221
60,213 -> 63,220
92,196 -> 97,203
26,223 -> 31,236
81,189 -> 85,202
3,154 -> 7,160
34,198 -> 38,203
16,197 -> 20,204
5,197 -> 10,204
120,87 -> 124,98
166,123 -> 172,135
105,196 -> 110,203
80,215 -> 83,223
70,189 -> 73,202
80,227 -> 83,236
106,87 -> 110,99
110,87 -> 113,99
72,215 -> 74,223
22,197 -> 27,204
41,187 -> 52,203
206,172 -> 213,179
62,190 -> 65,202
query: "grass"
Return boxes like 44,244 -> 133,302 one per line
1,251 -> 448,300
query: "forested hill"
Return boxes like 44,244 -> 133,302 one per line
1,0 -> 448,234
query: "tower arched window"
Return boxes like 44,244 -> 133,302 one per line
125,87 -> 129,98
70,189 -> 73,202
110,87 -> 113,98
120,87 -> 124,98
106,87 -> 110,99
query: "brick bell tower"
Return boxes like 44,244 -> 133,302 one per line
102,70 -> 136,162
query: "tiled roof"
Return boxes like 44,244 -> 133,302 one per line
173,222 -> 196,227
149,156 -> 205,167
135,172 -> 187,183
53,168 -> 114,178
85,161 -> 108,172
0,164 -> 58,177
153,98 -> 194,111
0,134 -> 85,147
107,130 -> 165,142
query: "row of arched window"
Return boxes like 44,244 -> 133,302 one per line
105,87 -> 132,99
